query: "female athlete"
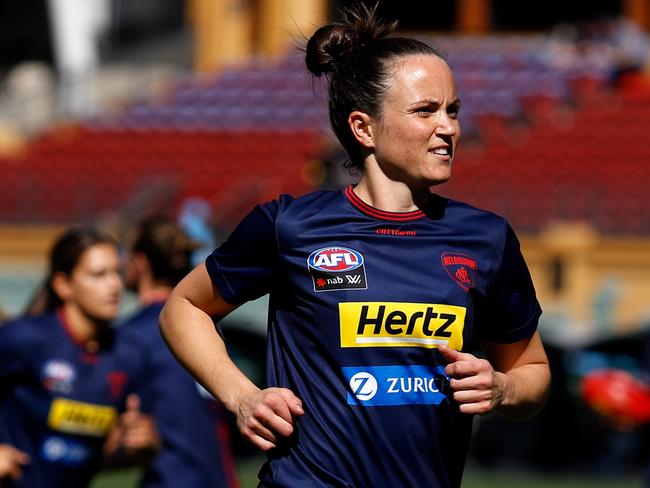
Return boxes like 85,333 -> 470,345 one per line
0,227 -> 159,487
160,5 -> 551,487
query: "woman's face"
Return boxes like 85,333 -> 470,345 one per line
367,54 -> 461,187
65,243 -> 123,322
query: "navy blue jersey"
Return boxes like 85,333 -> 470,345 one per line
206,186 -> 542,488
119,302 -> 238,488
0,311 -> 145,488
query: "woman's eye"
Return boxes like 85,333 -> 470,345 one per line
447,107 -> 460,119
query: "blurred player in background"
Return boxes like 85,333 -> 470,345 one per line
160,3 -> 551,487
0,227 -> 159,488
121,217 -> 238,488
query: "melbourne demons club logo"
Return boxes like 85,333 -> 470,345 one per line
307,246 -> 367,292
441,252 -> 478,291
106,371 -> 128,400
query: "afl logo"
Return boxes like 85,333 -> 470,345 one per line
308,247 -> 364,272
42,359 -> 76,393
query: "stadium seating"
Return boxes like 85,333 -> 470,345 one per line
0,128 -> 322,224
90,35 -> 600,136
444,82 -> 650,234
1,35 -> 648,234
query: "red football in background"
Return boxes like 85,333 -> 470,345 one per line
580,369 -> 650,427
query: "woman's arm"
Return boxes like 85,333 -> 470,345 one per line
438,331 -> 550,420
0,444 -> 30,482
159,263 -> 303,451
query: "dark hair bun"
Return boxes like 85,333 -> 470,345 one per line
305,3 -> 398,76
305,24 -> 355,76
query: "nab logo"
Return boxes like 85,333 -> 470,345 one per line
308,246 -> 367,292
349,372 -> 378,401
308,247 -> 364,272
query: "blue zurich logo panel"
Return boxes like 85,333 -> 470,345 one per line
343,365 -> 449,406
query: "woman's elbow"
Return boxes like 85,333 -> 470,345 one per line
158,296 -> 176,341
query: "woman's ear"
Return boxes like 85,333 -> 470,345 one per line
132,252 -> 150,277
348,111 -> 375,149
51,272 -> 72,303
125,251 -> 150,290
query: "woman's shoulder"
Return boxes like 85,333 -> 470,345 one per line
0,313 -> 58,350
269,188 -> 339,206
260,189 -> 342,218
438,194 -> 508,227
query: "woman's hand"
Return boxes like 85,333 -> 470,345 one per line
0,444 -> 30,482
159,264 -> 305,451
119,395 -> 160,455
235,387 -> 304,451
439,332 -> 550,420
103,394 -> 160,465
438,345 -> 506,415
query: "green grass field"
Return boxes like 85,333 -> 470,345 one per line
90,457 -> 643,488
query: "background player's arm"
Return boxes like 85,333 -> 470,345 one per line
440,332 -> 550,420
159,263 -> 303,451
0,444 -> 29,482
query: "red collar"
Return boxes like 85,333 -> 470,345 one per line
344,186 -> 426,222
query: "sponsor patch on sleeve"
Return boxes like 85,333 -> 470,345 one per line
47,398 -> 117,437
343,365 -> 449,406
339,302 -> 466,350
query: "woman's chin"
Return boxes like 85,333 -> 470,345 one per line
91,307 -> 120,323
425,172 -> 452,188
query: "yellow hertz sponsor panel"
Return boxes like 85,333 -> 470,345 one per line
339,302 -> 466,350
47,398 -> 118,437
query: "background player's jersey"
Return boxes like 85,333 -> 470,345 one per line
119,302 -> 238,488
0,311 -> 145,488
206,186 -> 542,488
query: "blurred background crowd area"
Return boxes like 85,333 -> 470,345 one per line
2,0 -> 650,485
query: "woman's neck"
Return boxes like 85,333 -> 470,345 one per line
60,303 -> 103,344
137,274 -> 172,305
354,168 -> 431,213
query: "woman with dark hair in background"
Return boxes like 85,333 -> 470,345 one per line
121,217 -> 239,488
0,227 -> 159,488
160,4 -> 551,487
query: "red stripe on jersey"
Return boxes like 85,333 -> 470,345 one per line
216,417 -> 240,488
56,308 -> 101,363
344,186 -> 425,221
